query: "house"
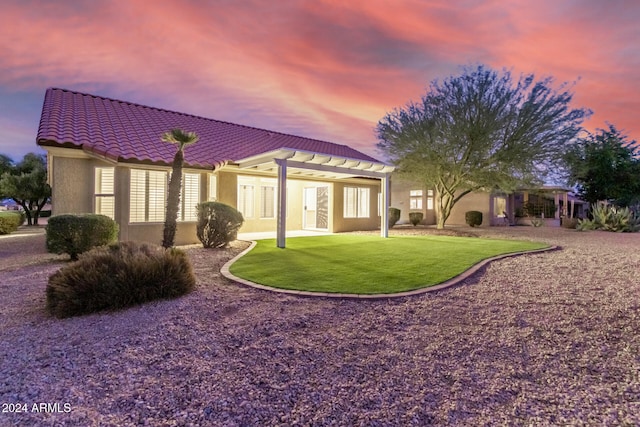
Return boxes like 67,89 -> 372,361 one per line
37,88 -> 394,247
390,178 -> 588,227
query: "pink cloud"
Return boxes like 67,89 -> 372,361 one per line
0,0 -> 638,162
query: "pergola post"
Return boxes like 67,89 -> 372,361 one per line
570,199 -> 575,218
554,192 -> 560,220
276,159 -> 287,248
381,173 -> 390,238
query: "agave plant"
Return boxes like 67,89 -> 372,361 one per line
581,202 -> 640,232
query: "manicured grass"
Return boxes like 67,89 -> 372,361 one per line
229,234 -> 549,294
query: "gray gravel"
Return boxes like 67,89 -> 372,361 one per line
0,227 -> 639,426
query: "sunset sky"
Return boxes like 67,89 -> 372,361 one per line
1,0 -> 638,162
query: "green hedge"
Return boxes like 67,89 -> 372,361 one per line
465,211 -> 483,227
388,207 -> 401,228
409,212 -> 424,226
196,201 -> 244,248
46,214 -> 119,260
46,241 -> 196,318
0,212 -> 23,235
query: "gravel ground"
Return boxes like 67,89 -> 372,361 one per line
0,226 -> 639,426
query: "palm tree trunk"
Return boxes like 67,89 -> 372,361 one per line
162,149 -> 184,248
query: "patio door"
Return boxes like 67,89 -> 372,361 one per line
303,186 -> 329,230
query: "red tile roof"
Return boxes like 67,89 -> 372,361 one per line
37,88 -> 382,169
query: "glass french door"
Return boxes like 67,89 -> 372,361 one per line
303,186 -> 329,230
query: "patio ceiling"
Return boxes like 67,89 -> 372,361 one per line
235,148 -> 395,179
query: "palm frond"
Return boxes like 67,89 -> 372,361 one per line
161,128 -> 200,147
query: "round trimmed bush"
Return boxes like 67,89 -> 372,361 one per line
465,211 -> 483,227
388,207 -> 401,228
196,202 -> 244,248
46,214 -> 118,260
409,212 -> 424,226
46,241 -> 196,318
0,211 -> 23,235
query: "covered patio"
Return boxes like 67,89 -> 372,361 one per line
235,148 -> 395,247
513,186 -> 588,225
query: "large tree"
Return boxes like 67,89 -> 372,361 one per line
0,153 -> 51,225
0,154 -> 13,199
377,65 -> 590,228
564,124 -> 640,207
161,128 -> 199,248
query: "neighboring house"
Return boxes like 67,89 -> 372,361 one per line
390,179 -> 588,227
37,88 -> 394,247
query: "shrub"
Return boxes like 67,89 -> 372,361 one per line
196,202 -> 244,248
465,211 -> 483,227
388,207 -> 401,228
578,203 -> 639,232
576,218 -> 597,231
530,218 -> 544,227
0,211 -> 23,234
46,241 -> 196,318
561,217 -> 578,229
409,212 -> 424,226
46,214 -> 119,260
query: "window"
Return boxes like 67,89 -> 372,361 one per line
409,189 -> 423,210
494,196 -> 507,217
179,173 -> 200,222
238,184 -> 254,218
260,185 -> 276,218
344,186 -> 370,218
95,167 -> 115,219
208,174 -> 217,201
129,169 -> 166,223
427,189 -> 434,210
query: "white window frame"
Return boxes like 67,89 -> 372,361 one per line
94,167 -> 115,219
409,189 -> 423,210
260,185 -> 276,219
427,189 -> 434,210
129,169 -> 167,223
208,174 -> 217,201
179,173 -> 200,222
344,186 -> 370,218
238,184 -> 255,219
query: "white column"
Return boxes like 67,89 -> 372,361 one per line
276,159 -> 287,248
570,199 -> 575,218
381,173 -> 390,238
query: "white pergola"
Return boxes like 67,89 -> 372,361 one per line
235,148 -> 395,248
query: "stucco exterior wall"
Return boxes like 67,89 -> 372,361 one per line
115,166 -> 207,245
332,180 -> 381,233
50,156 -> 93,215
389,178 -> 436,225
45,148 -> 388,244
447,191 -> 491,226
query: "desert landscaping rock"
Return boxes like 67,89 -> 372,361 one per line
1,227 -> 639,426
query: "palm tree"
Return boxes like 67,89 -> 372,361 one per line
161,128 -> 199,248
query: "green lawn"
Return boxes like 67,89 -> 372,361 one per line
229,234 -> 549,294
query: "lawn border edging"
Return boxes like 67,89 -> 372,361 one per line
221,240 -> 559,299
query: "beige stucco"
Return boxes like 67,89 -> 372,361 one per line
389,174 -> 509,227
49,155 -> 96,215
447,192 -> 492,226
388,178 -> 437,225
44,148 -> 385,245
331,180 -> 381,233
